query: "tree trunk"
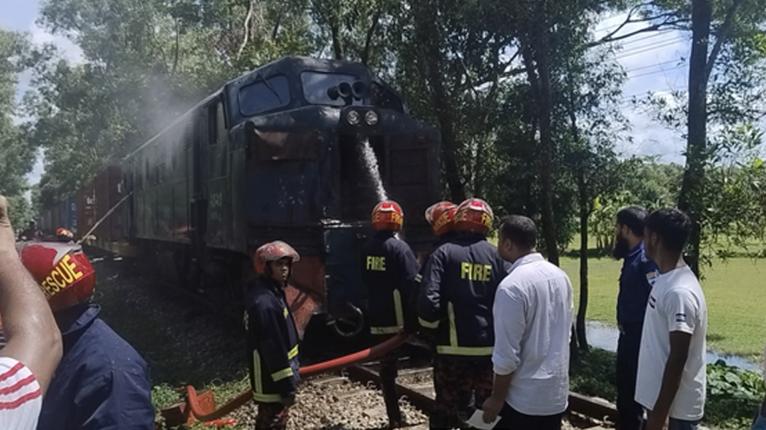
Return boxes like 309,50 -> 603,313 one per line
678,0 -> 712,277
577,172 -> 590,351
412,1 -> 466,202
523,7 -> 559,266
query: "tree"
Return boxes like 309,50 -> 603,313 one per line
26,0 -> 315,202
561,45 -> 626,349
0,30 -> 35,227
639,0 -> 766,275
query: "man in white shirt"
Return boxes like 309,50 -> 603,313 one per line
482,215 -> 573,429
0,195 -> 63,430
636,208 -> 707,430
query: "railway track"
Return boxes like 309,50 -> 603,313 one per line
344,360 -> 616,430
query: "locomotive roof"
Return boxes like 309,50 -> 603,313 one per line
125,56 -> 373,159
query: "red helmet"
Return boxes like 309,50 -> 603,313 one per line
55,227 -> 74,242
253,241 -> 300,274
371,200 -> 404,231
425,201 -> 457,236
18,242 -> 96,311
454,198 -> 494,235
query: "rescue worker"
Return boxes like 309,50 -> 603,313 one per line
55,227 -> 75,243
360,200 -> 420,428
17,241 -> 154,430
424,201 -> 458,248
246,241 -> 301,430
412,201 -> 457,338
417,198 -> 509,429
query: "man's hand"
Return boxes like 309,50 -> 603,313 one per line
644,411 -> 668,430
481,395 -> 504,424
0,196 -> 16,254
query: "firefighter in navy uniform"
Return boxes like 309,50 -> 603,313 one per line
418,198 -> 509,429
17,241 -> 154,430
361,200 -> 420,428
55,227 -> 75,243
412,201 -> 457,318
245,241 -> 301,430
424,201 -> 458,249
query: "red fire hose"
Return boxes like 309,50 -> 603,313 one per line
180,332 -> 409,424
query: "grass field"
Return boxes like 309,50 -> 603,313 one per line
560,255 -> 766,359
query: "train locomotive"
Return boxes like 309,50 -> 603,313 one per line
40,56 -> 441,337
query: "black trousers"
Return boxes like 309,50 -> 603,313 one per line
495,402 -> 562,430
617,322 -> 644,430
379,355 -> 402,424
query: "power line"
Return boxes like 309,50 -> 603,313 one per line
628,64 -> 686,79
618,30 -> 678,47
616,37 -> 687,56
624,58 -> 685,73
615,38 -> 687,59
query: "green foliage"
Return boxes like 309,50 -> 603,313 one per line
588,157 -> 684,252
0,30 -> 34,225
569,345 -> 766,428
705,361 -> 765,429
151,383 -> 182,411
569,348 -> 618,401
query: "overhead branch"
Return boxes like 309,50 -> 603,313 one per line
705,0 -> 746,83
361,6 -> 383,65
236,0 -> 256,60
271,8 -> 284,41
589,17 -> 689,47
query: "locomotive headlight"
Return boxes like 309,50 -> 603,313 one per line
346,110 -> 361,125
364,110 -> 379,126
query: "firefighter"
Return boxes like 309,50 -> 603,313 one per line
55,227 -> 75,243
361,200 -> 420,428
17,241 -> 154,430
412,201 -> 457,336
418,198 -> 509,429
246,241 -> 301,430
424,201 -> 458,248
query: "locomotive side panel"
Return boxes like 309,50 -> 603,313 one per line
130,116 -> 194,245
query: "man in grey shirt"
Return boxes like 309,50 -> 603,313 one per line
482,215 -> 573,429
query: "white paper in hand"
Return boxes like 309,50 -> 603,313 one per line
466,409 -> 501,430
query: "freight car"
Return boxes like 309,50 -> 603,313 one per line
45,56 -> 441,337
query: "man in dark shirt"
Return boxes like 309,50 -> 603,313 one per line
613,206 -> 658,430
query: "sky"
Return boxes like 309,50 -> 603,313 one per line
2,4 -> 695,187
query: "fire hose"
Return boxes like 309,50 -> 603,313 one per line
178,332 -> 409,425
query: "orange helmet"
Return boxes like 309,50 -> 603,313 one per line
425,201 -> 457,236
56,227 -> 74,242
253,241 -> 300,274
18,242 -> 96,311
454,198 -> 494,235
371,200 -> 404,231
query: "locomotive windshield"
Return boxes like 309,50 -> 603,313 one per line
301,71 -> 359,106
238,75 -> 291,116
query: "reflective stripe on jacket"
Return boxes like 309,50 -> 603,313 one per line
361,231 -> 420,334
245,277 -> 300,403
418,234 -> 510,356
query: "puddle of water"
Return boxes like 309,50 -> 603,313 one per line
357,137 -> 387,202
586,321 -> 760,372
